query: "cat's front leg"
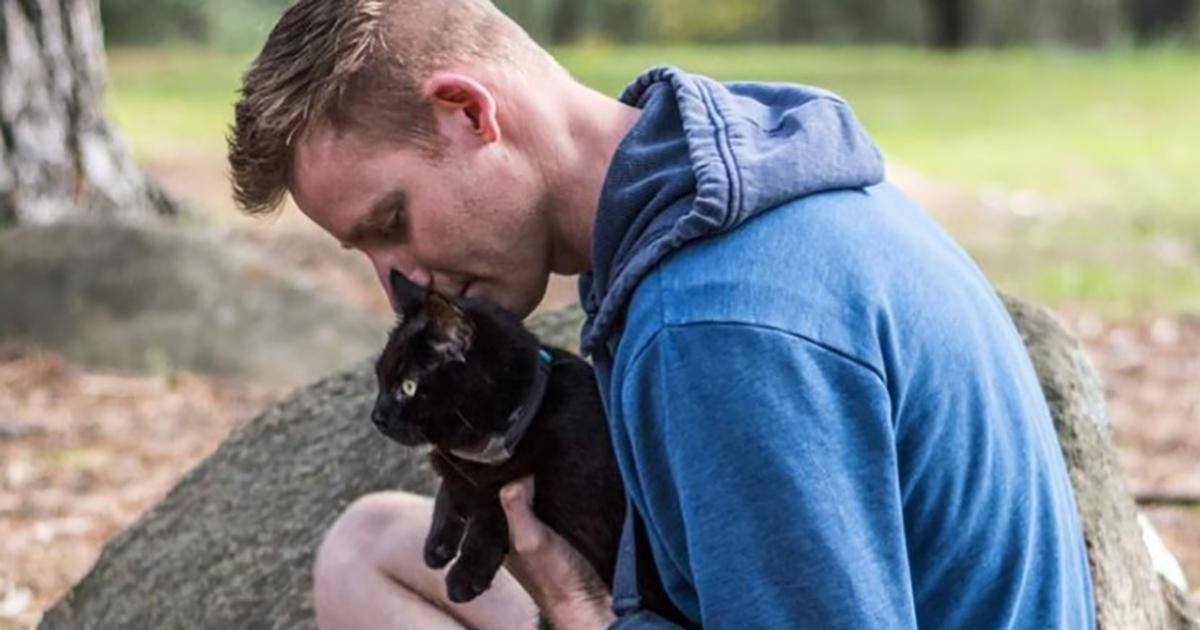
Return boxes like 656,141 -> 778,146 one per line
445,499 -> 509,604
424,483 -> 468,569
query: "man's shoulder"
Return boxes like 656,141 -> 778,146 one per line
617,183 -> 954,366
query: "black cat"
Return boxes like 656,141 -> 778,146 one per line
370,270 -> 627,605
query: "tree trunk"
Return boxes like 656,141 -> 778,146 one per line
1127,0 -> 1199,44
0,0 -> 175,227
926,0 -> 974,47
550,0 -> 587,44
1058,0 -> 1123,47
598,0 -> 645,43
776,0 -> 818,42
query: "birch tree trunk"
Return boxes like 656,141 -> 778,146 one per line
0,0 -> 175,227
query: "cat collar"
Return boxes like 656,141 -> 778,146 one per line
451,347 -> 553,465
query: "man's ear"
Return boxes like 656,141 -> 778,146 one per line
426,292 -> 475,363
425,73 -> 501,145
389,269 -> 426,322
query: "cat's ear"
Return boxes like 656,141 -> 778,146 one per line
389,269 -> 426,321
426,292 -> 474,363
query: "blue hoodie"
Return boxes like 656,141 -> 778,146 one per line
579,67 -> 1095,629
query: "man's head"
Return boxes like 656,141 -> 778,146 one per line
229,0 -> 577,316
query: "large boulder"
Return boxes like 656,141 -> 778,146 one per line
38,299 -> 1198,628
0,222 -> 388,384
38,307 -> 586,629
1000,295 -> 1197,629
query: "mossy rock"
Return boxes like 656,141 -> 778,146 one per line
0,221 -> 388,384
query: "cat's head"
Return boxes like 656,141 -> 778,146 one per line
371,270 -> 541,453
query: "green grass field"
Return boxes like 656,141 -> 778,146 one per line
105,45 -> 1200,317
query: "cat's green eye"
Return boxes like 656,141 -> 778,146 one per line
401,379 -> 418,398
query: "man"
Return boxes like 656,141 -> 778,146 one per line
228,1 -> 1096,628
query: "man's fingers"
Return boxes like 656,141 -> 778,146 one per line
500,477 -> 548,555
498,476 -> 616,627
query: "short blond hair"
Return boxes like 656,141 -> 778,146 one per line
228,0 -> 548,215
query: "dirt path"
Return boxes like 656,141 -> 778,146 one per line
0,348 -> 285,627
1072,311 -> 1200,588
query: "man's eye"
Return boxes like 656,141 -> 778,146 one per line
382,208 -> 407,238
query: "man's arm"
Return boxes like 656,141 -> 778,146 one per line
612,322 -> 919,628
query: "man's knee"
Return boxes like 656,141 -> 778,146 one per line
314,492 -> 432,597
314,491 -> 539,630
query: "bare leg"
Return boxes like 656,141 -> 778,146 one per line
314,492 -> 540,630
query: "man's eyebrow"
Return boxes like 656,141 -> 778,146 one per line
343,190 -> 407,247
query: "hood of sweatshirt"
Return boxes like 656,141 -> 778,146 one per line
579,66 -> 886,355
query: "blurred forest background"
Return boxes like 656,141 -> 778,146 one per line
101,0 -> 1200,48
2,0 -> 1198,626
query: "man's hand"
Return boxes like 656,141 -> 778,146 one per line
500,477 -> 616,630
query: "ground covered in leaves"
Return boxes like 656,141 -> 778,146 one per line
1,310 -> 1197,627
0,348 -> 285,628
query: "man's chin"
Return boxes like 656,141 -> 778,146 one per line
467,284 -> 541,318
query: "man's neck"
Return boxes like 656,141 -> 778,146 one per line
534,77 -> 641,276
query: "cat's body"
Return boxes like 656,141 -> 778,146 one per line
370,270 -> 643,608
421,346 -> 626,602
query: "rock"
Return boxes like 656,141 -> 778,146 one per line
0,222 -> 388,385
1002,294 -> 1197,629
38,310 -> 582,629
38,298 -> 1199,628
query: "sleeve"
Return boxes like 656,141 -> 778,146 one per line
610,323 -> 919,629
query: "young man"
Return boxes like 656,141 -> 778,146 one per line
229,1 -> 1096,628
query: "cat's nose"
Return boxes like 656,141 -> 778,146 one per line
371,393 -> 399,428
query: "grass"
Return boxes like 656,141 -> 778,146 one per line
106,47 -> 252,156
105,45 -> 1200,318
559,46 -> 1200,207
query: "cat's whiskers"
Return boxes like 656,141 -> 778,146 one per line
454,408 -> 485,434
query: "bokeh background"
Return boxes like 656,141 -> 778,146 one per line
2,0 -> 1198,625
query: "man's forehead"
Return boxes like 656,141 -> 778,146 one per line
292,124 -> 384,192
293,125 -> 359,180
292,124 -> 419,191
289,129 -> 370,228
291,127 -> 416,245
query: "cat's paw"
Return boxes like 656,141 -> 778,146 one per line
442,501 -> 507,603
445,562 -> 496,604
423,539 -> 458,570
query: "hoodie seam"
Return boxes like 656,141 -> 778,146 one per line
621,318 -> 887,390
693,79 -> 744,227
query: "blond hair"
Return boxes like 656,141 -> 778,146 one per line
228,0 -> 548,215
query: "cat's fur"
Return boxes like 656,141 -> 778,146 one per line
371,270 -> 627,605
